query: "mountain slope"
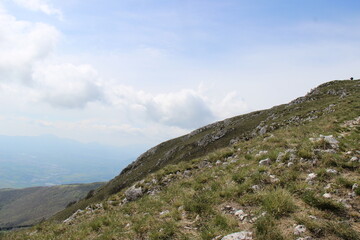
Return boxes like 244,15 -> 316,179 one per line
0,182 -> 104,230
4,79 -> 360,240
53,80 -> 359,222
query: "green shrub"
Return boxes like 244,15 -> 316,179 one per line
255,215 -> 285,240
184,192 -> 214,215
261,188 -> 296,218
149,221 -> 176,240
336,177 -> 353,189
295,216 -> 324,237
232,172 -> 246,184
301,191 -> 345,215
327,221 -> 360,240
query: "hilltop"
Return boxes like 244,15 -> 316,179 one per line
4,79 -> 360,240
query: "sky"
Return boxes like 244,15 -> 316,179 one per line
0,0 -> 359,148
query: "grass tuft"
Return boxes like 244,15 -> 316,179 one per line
261,188 -> 296,218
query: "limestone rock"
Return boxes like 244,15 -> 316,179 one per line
125,186 -> 143,201
306,173 -> 317,182
221,231 -> 252,240
259,158 -> 271,166
323,193 -> 331,199
234,210 -> 248,221
322,135 -> 339,149
294,225 -> 307,235
326,169 -> 338,174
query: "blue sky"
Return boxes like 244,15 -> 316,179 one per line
0,0 -> 359,147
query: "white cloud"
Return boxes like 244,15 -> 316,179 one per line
11,0 -> 62,19
0,8 -> 59,84
144,90 -> 215,128
212,91 -> 248,119
32,63 -> 104,108
106,85 -> 247,129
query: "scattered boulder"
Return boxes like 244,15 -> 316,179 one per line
294,225 -> 307,235
350,156 -> 359,162
322,135 -> 339,149
323,193 -> 331,199
255,150 -> 268,158
221,231 -> 253,240
183,170 -> 192,177
269,175 -> 280,183
222,205 -> 236,214
259,158 -> 271,166
310,135 -> 339,150
259,126 -> 267,135
306,173 -> 317,182
234,209 -> 248,221
125,186 -> 143,201
326,169 -> 338,174
352,183 -> 359,191
276,152 -> 285,162
159,210 -> 170,216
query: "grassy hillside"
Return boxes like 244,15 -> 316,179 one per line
0,182 -> 104,229
4,79 -> 360,240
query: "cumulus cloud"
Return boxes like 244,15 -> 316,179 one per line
105,85 -> 248,129
0,8 -> 59,84
0,2 -> 249,133
12,0 -> 62,19
32,63 -> 104,108
212,91 -> 248,119
144,90 -> 215,128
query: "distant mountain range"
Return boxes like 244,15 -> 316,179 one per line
0,135 -> 145,188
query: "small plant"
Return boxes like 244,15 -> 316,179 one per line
336,177 -> 353,189
298,145 -> 313,159
232,172 -> 246,184
149,221 -> 176,240
295,216 -> 324,237
254,215 -> 285,240
261,188 -> 296,218
301,191 -> 345,215
184,191 -> 214,215
327,221 -> 360,240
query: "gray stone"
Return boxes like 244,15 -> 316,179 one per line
255,150 -> 268,158
326,169 -> 338,174
222,231 -> 253,240
234,209 -> 248,221
294,225 -> 307,235
276,152 -> 285,162
306,173 -> 316,182
322,135 -> 339,149
259,126 -> 267,135
259,158 -> 271,166
125,186 -> 143,201
323,193 -> 331,199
